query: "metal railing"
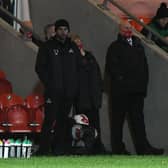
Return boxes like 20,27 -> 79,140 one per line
0,1 -> 167,46
98,0 -> 168,46
0,5 -> 43,42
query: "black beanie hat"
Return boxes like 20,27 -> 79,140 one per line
55,19 -> 70,32
155,2 -> 168,19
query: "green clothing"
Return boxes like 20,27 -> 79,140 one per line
149,22 -> 168,52
141,21 -> 168,52
150,22 -> 168,37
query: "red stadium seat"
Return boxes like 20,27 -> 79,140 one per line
0,93 -> 31,133
130,17 -> 151,32
0,93 -> 23,108
0,100 -> 5,132
0,70 -> 6,79
0,79 -> 12,95
121,16 -> 151,32
25,94 -> 45,133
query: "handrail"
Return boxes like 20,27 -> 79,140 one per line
0,1 -> 167,46
99,0 -> 168,46
0,5 -> 43,42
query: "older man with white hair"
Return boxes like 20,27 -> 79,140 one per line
105,21 -> 164,155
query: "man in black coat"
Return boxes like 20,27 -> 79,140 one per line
35,19 -> 81,155
105,21 -> 164,155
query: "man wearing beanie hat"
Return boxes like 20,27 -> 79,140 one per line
55,19 -> 70,32
35,19 -> 81,155
141,2 -> 168,52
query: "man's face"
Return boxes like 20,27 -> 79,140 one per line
56,26 -> 69,40
120,22 -> 133,38
74,38 -> 83,50
158,17 -> 168,28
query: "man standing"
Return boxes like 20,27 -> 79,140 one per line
105,21 -> 164,155
35,19 -> 80,155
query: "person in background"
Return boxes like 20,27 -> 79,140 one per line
32,23 -> 56,47
0,0 -> 14,25
44,23 -> 56,41
105,20 -> 164,155
141,2 -> 168,52
35,19 -> 81,156
71,34 -> 105,154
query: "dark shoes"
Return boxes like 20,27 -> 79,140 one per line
137,146 -> 164,155
112,146 -> 164,155
33,150 -> 53,156
112,148 -> 131,155
111,145 -> 164,155
34,149 -> 69,156
121,149 -> 131,155
93,143 -> 107,155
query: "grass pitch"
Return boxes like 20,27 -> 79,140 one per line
0,155 -> 168,168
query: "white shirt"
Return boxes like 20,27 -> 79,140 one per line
127,38 -> 133,46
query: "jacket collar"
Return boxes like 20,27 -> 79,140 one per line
117,34 -> 133,46
117,34 -> 141,47
54,36 -> 71,46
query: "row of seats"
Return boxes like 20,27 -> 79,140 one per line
0,93 -> 44,133
0,70 -> 44,133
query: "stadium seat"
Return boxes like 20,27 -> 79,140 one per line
130,17 -> 151,32
0,70 -> 6,79
0,79 -> 12,95
0,100 -> 5,132
0,93 -> 31,133
24,94 -> 45,133
122,16 -> 151,32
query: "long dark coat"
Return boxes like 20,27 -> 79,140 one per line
77,51 -> 102,111
105,34 -> 149,97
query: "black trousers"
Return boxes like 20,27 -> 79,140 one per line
110,94 -> 149,154
38,97 -> 72,154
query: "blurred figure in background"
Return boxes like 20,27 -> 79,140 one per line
44,23 -> 56,41
32,23 -> 56,47
0,0 -> 14,25
141,2 -> 168,52
71,34 -> 105,154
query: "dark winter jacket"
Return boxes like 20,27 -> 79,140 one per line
77,51 -> 102,111
105,34 -> 149,96
35,37 -> 81,101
